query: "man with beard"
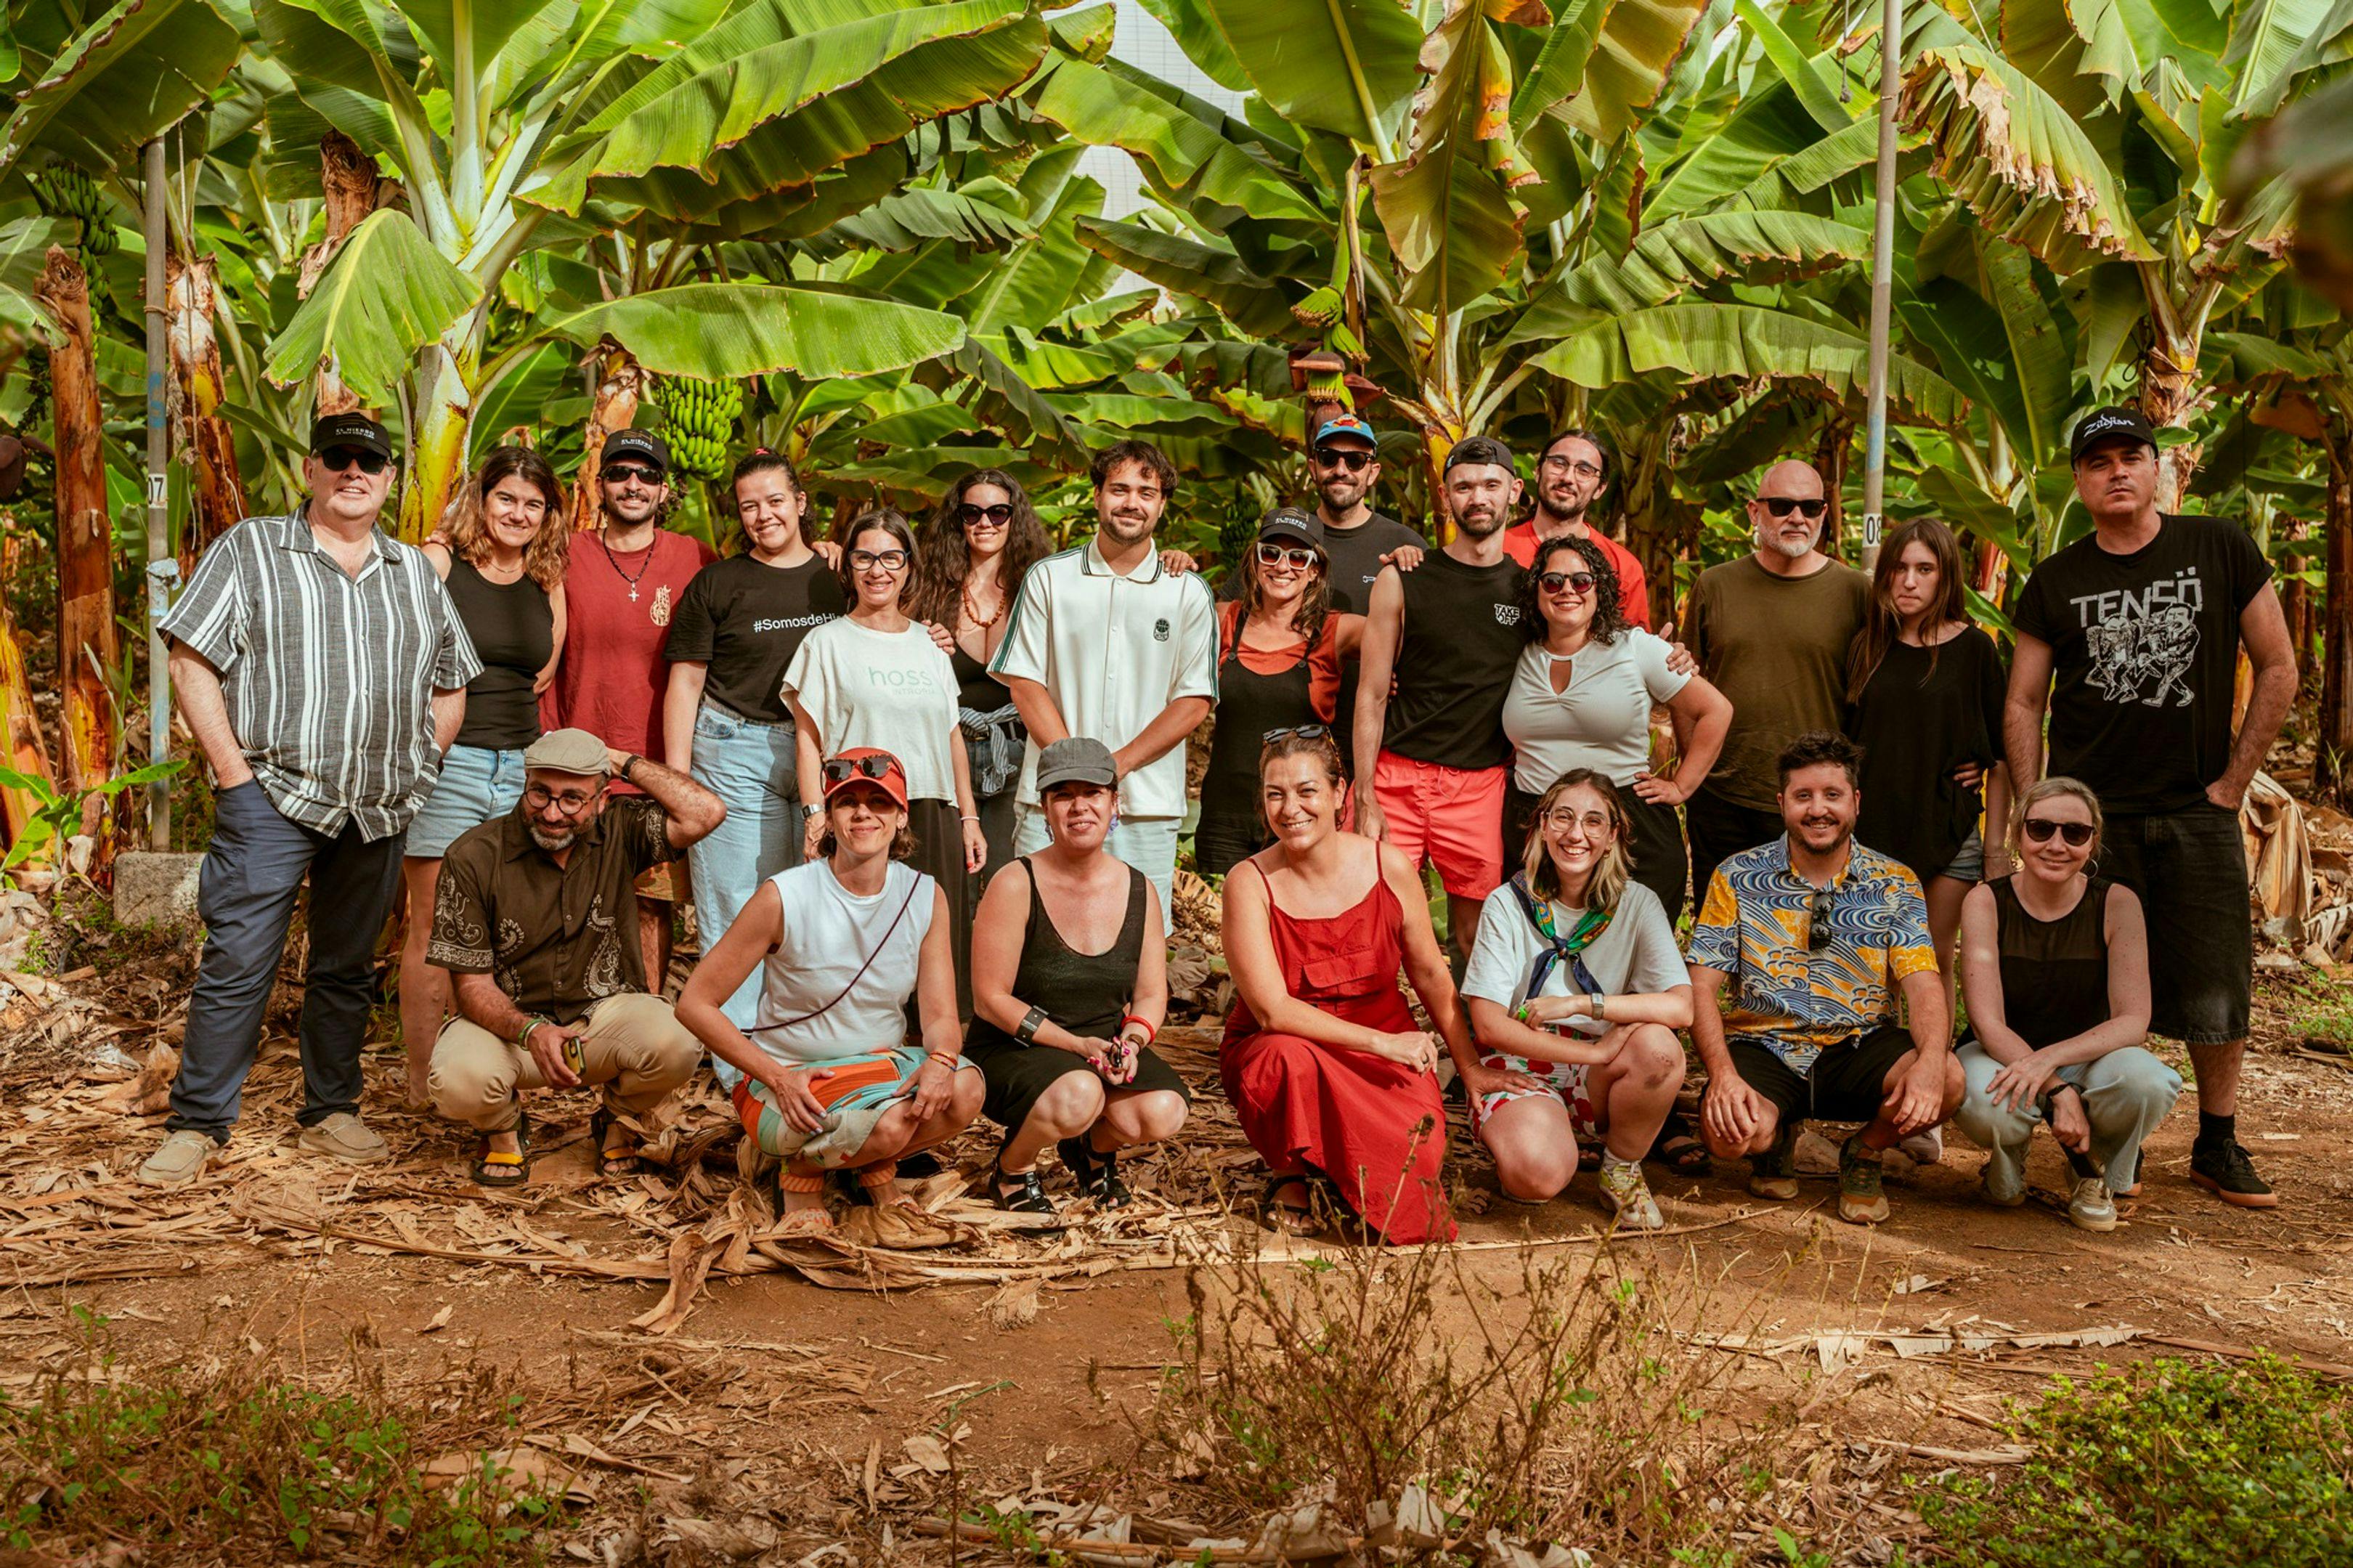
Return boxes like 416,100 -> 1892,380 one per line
543,430 -> 715,993
992,439 -> 1217,915
2006,405 -> 2295,1209
1354,435 -> 1529,964
138,413 -> 481,1188
1688,731 -> 1960,1224
1500,428 -> 1651,629
424,729 -> 726,1186
1682,460 -> 1869,903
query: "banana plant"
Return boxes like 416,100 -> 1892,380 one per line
252,0 -> 1052,538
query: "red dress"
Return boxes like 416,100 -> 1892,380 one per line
1220,862 -> 1455,1244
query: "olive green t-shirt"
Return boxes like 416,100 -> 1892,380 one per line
1686,554 -> 1870,809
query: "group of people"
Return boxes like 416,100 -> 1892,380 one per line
130,397 -> 2296,1250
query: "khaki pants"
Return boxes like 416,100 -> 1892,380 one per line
429,992 -> 701,1134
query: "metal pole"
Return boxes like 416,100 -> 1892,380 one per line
142,137 -> 170,849
1858,0 -> 1903,571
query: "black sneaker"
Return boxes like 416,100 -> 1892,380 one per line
1058,1136 -> 1133,1209
2190,1138 -> 2279,1209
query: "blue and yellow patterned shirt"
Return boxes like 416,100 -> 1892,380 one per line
1685,835 -> 1938,1073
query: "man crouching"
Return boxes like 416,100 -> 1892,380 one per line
425,728 -> 726,1185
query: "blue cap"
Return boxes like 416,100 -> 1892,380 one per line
1312,414 -> 1377,449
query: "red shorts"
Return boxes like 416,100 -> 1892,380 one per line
1372,752 -> 1508,900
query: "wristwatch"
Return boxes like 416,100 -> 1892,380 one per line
618,753 -> 638,783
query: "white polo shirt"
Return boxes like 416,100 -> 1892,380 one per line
989,536 -> 1219,819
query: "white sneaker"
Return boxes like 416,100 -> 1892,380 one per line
1599,1161 -> 1665,1230
1897,1128 -> 1944,1166
2068,1177 -> 2117,1232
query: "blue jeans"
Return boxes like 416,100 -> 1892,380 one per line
171,781 -> 407,1139
687,702 -> 801,1033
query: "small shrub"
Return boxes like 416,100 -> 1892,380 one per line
1916,1354 -> 2353,1567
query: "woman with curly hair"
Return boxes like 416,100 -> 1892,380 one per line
397,445 -> 569,1102
911,469 -> 1054,885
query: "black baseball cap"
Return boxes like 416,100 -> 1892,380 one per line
2068,405 -> 2156,463
309,412 -> 391,460
1444,434 -> 1515,475
1258,507 -> 1324,552
602,428 -> 670,476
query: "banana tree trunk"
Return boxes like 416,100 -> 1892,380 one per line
2283,519 -> 2313,681
303,131 -> 388,425
1814,415 -> 1853,558
0,535 -> 54,856
39,248 -> 121,858
165,251 -> 247,569
569,341 -> 643,532
397,338 -> 476,543
1620,428 -> 1686,628
2320,423 -> 2353,803
2138,336 -> 2202,511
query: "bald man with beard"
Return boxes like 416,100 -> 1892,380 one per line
1682,460 -> 1871,904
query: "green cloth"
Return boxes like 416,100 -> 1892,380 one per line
1685,554 -> 1869,809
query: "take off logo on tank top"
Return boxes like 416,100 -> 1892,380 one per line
1494,604 -> 1520,626
2070,566 -> 2200,709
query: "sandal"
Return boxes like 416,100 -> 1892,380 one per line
1651,1111 -> 1713,1176
589,1105 -> 648,1177
1058,1136 -> 1132,1209
992,1158 -> 1062,1222
1259,1176 -> 1321,1237
471,1110 -> 531,1188
768,1165 -> 834,1233
855,1159 -> 906,1207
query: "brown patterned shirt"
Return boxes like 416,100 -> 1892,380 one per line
426,797 -> 676,1022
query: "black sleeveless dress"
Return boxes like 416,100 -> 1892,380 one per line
1986,875 -> 2113,1047
964,858 -> 1192,1130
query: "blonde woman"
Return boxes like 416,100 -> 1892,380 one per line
398,447 -> 567,1102
1459,769 -> 1691,1227
1954,777 -> 2178,1232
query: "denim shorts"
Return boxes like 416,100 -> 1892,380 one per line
405,743 -> 526,858
2098,803 -> 2252,1044
1939,827 -> 1985,883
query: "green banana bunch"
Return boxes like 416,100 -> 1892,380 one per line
1219,507 -> 1259,574
1290,285 -> 1341,328
652,375 -> 744,481
30,161 -> 113,260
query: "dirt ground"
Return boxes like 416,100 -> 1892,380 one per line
4,930 -> 2352,1562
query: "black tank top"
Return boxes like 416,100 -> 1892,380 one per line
1387,550 -> 1525,770
950,641 -> 1001,712
1200,622 -> 1319,831
964,858 -> 1146,1048
445,556 -> 554,750
1990,876 -> 2112,1048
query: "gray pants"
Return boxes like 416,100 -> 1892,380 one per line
1954,1041 -> 2180,1198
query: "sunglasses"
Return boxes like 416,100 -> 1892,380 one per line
1538,570 -> 1598,595
1806,887 -> 1837,952
1760,496 -> 1827,519
1263,723 -> 1331,744
822,755 -> 896,787
956,501 -> 1014,528
2022,817 -> 2095,847
318,445 -> 390,476
1256,543 -> 1319,570
849,548 -> 909,572
600,463 -> 660,486
1312,447 -> 1373,471
524,781 -> 601,816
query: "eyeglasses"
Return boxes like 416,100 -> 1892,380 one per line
318,446 -> 390,476
1537,570 -> 1597,595
823,755 -> 896,787
1312,447 -> 1373,472
1760,496 -> 1827,519
849,548 -> 909,572
2022,817 -> 2095,847
956,502 -> 1013,528
1539,455 -> 1604,479
524,782 -> 601,816
1256,543 -> 1319,570
1806,887 -> 1837,952
599,463 -> 659,486
1262,723 -> 1330,744
1541,808 -> 1608,833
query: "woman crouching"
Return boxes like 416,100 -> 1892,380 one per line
678,748 -> 983,1235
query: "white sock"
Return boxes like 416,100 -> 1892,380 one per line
1601,1149 -> 1639,1174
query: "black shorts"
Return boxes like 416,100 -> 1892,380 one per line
1725,1026 -> 1915,1126
2098,804 -> 2251,1045
967,1036 -> 1192,1133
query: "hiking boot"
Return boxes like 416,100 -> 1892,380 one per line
297,1112 -> 390,1165
1748,1118 -> 1800,1201
1837,1131 -> 1889,1224
2189,1138 -> 2278,1209
2067,1177 -> 2117,1232
137,1129 -> 217,1189
1598,1160 -> 1665,1230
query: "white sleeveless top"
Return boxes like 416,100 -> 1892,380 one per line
748,859 -> 935,1067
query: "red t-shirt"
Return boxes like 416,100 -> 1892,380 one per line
1501,521 -> 1651,629
543,529 -> 715,787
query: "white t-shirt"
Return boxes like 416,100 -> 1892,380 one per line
988,537 -> 1219,819
1500,628 -> 1690,792
749,859 -> 935,1067
781,617 -> 961,802
1460,880 -> 1687,1038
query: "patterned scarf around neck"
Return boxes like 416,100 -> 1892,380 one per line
1505,870 -> 1614,1004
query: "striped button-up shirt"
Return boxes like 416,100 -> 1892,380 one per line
160,512 -> 480,841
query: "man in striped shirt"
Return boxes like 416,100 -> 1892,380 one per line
139,412 -> 481,1189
